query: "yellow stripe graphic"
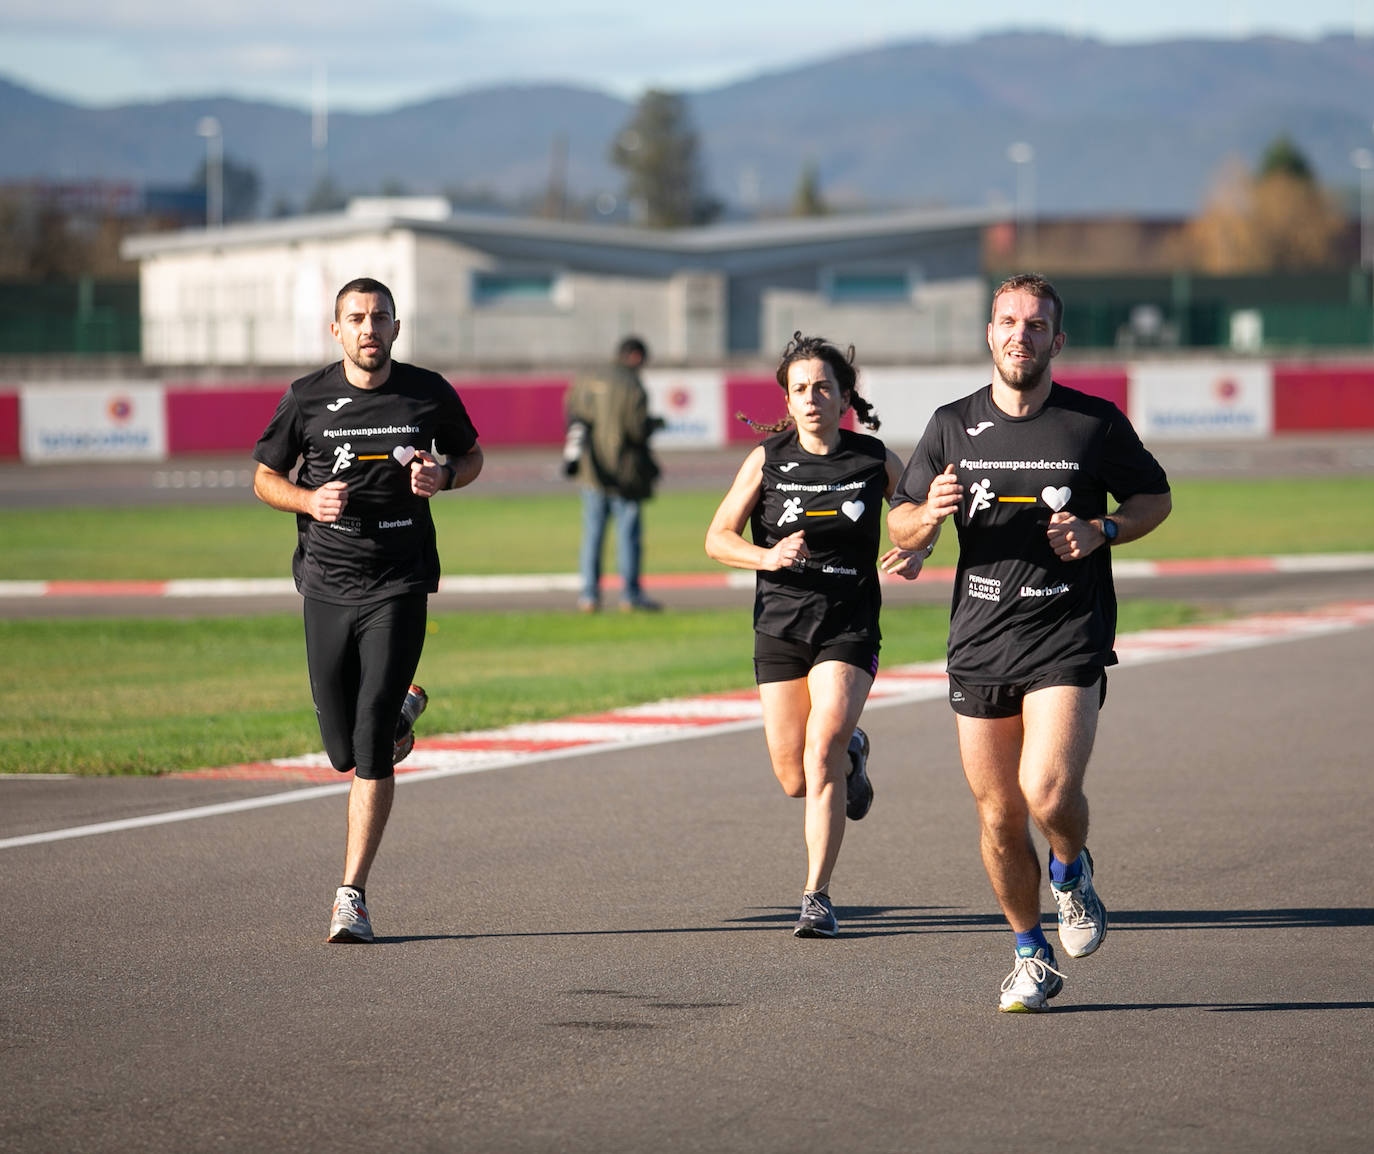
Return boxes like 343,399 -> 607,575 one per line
804,510 -> 839,517
997,496 -> 1037,503
357,455 -> 390,461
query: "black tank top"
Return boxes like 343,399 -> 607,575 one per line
750,427 -> 888,646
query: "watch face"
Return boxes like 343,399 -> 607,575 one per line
1103,517 -> 1119,542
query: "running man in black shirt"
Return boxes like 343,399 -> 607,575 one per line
706,334 -> 927,937
253,277 -> 483,943
888,274 -> 1171,1009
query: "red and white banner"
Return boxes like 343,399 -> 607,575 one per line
2,359 -> 1372,460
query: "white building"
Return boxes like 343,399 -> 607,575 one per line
121,200 -> 1002,370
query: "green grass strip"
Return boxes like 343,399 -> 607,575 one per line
1,601 -> 1209,777
1,476 -> 1372,581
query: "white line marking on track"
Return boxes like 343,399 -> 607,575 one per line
4,601 -> 1372,852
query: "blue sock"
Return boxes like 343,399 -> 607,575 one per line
1049,851 -> 1083,888
1014,927 -> 1050,956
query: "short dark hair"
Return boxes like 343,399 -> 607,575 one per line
991,273 -> 1063,336
335,278 -> 396,320
618,336 -> 648,363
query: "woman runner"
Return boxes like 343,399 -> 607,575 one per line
705,333 -> 930,937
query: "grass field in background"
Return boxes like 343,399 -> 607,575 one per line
0,600 -> 1209,777
2,473 -> 1370,777
1,476 -> 1373,581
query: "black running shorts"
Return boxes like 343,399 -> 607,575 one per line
947,665 -> 1107,719
753,632 -> 880,685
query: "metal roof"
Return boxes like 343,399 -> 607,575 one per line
121,203 -> 1007,262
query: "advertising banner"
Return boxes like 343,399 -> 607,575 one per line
860,366 -> 992,447
21,383 -> 167,462
644,369 -> 725,449
1129,361 -> 1272,441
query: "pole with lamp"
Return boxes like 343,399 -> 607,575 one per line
1354,144 -> 1374,346
1007,141 -> 1035,263
196,116 -> 223,229
1354,147 -> 1373,271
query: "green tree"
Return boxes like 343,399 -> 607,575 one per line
1258,133 -> 1314,182
790,161 -> 827,217
1186,137 -> 1345,272
610,90 -> 721,228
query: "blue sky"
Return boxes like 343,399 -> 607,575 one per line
2,0 -> 1371,111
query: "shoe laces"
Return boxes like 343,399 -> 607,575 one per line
1001,951 -> 1065,994
801,892 -> 831,918
1053,882 -> 1092,926
334,890 -> 366,920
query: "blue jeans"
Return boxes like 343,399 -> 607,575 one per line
580,488 -> 643,605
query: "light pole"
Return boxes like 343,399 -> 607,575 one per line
1355,147 -> 1374,270
1007,141 -> 1035,262
196,116 -> 223,228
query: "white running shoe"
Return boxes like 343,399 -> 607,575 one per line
1052,848 -> 1107,958
328,886 -> 374,943
998,945 -> 1065,1013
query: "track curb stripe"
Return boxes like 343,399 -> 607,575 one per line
3,553 -> 1373,599
3,600 -> 1372,850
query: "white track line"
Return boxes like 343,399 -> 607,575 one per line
4,601 -> 1373,851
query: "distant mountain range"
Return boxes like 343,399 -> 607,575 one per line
4,32 -> 1373,218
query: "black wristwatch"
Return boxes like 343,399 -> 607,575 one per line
1100,516 -> 1119,544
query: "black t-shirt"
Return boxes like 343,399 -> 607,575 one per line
253,361 -> 479,605
892,383 -> 1169,681
750,427 -> 889,646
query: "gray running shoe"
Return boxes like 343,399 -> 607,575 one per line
327,886 -> 374,944
845,726 -> 873,820
1051,848 -> 1107,958
998,945 -> 1065,1013
793,891 -> 838,938
393,684 -> 428,765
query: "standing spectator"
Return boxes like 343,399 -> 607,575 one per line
888,274 -> 1171,1010
565,336 -> 664,612
252,277 -> 483,943
705,333 -> 927,937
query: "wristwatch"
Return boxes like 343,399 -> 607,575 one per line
1100,516 -> 1119,544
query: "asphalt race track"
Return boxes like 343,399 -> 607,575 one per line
2,440 -> 1373,1152
3,602 -> 1373,1152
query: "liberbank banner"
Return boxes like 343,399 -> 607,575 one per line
21,383 -> 166,462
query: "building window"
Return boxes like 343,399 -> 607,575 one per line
823,267 -> 916,303
472,270 -> 558,306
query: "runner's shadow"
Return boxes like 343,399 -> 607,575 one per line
729,904 -> 1374,939
1048,1000 -> 1374,1014
1108,908 -> 1374,929
371,906 -> 1374,944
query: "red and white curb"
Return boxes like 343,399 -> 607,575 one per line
170,600 -> 1374,784
2,552 -> 1372,599
6,600 -> 1373,850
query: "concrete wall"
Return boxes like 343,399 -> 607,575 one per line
139,233 -> 418,367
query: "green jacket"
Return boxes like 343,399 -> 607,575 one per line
564,362 -> 662,499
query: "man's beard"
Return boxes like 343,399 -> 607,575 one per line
996,344 -> 1052,390
347,343 -> 390,372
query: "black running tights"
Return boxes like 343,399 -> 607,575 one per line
302,594 -> 428,780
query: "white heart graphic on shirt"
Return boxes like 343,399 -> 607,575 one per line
841,500 -> 865,521
1041,485 -> 1072,511
393,446 -> 417,466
